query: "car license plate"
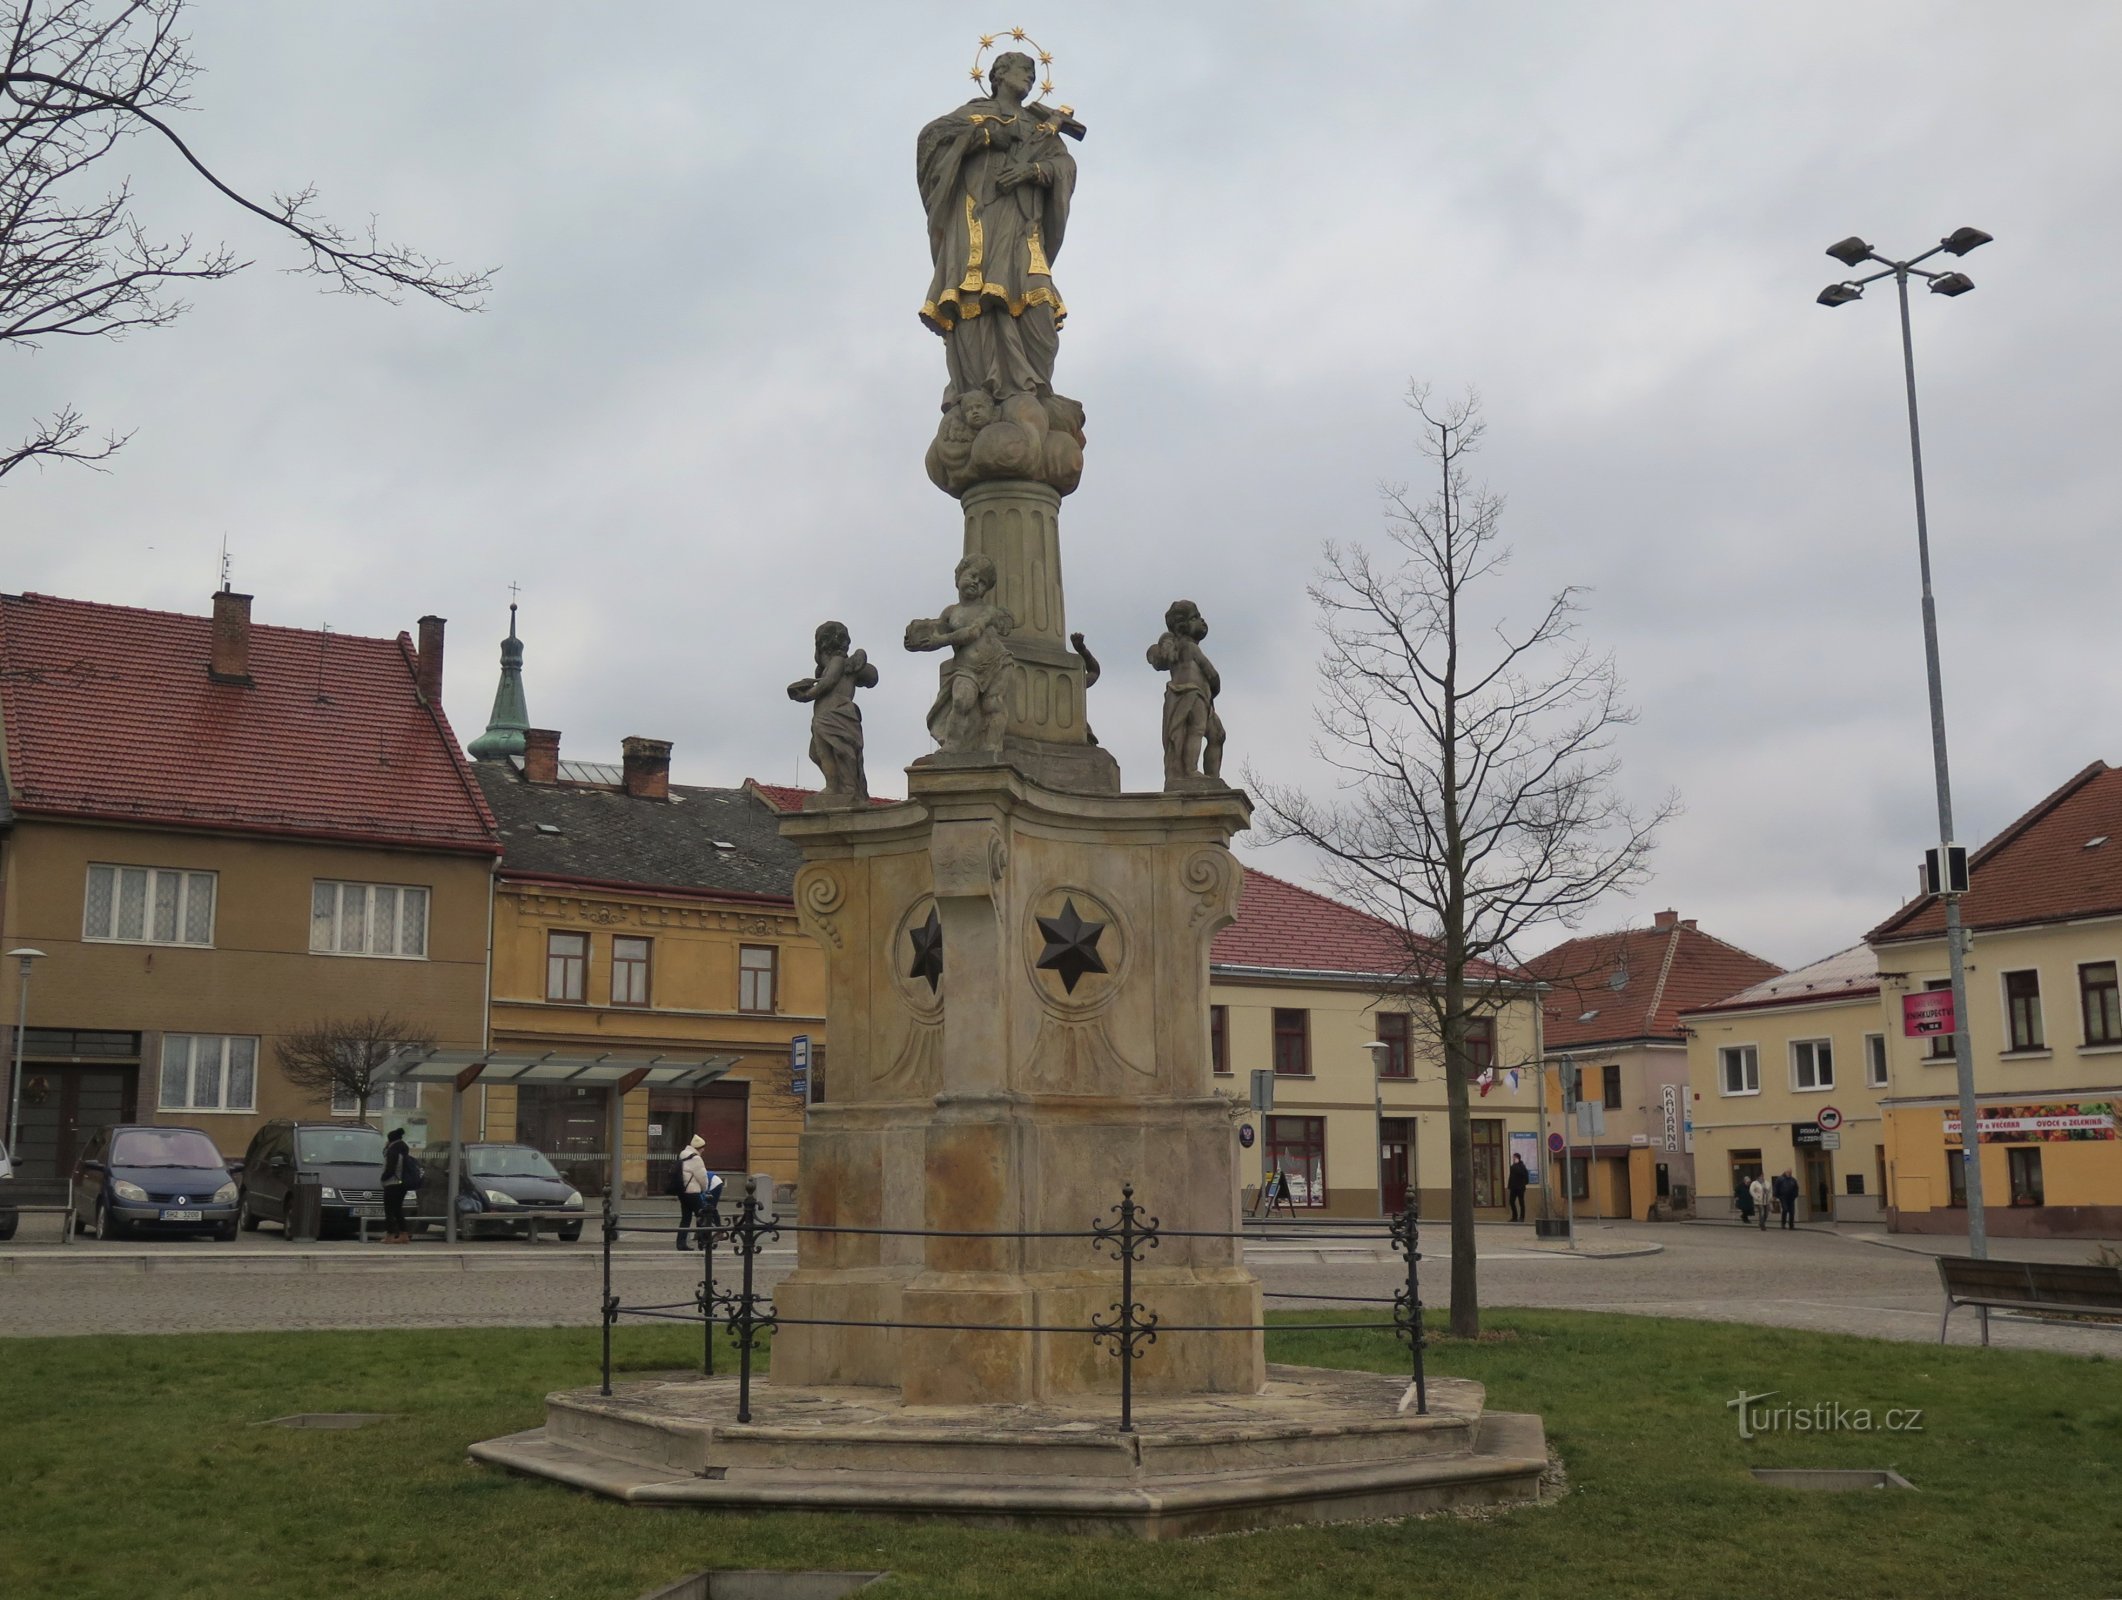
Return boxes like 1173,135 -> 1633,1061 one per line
354,1204 -> 383,1219
160,1209 -> 203,1222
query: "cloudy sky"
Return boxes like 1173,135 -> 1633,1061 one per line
6,2 -> 2118,970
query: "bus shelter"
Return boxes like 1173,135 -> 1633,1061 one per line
375,1049 -> 736,1242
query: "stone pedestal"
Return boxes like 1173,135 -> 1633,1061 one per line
774,762 -> 1259,1402
954,479 -> 1119,795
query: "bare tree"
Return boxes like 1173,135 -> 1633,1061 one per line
275,1013 -> 434,1125
1251,384 -> 1676,1338
2,0 -> 492,478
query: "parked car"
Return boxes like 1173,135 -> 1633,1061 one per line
0,1138 -> 18,1242
237,1120 -> 388,1238
71,1125 -> 240,1240
415,1142 -> 586,1241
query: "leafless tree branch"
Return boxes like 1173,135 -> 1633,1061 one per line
274,1012 -> 435,1124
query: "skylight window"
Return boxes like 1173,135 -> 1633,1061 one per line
535,823 -> 561,835
1578,1008 -> 1600,1023
2087,836 -> 2108,850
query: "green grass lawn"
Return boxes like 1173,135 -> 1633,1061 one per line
2,1311 -> 2117,1600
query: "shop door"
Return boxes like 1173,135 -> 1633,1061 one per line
1379,1117 -> 1410,1215
12,1065 -> 136,1186
1804,1153 -> 1834,1221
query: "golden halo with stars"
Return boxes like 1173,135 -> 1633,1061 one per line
969,26 -> 1066,111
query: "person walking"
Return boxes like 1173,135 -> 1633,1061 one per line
1748,1173 -> 1771,1231
380,1126 -> 415,1245
1734,1174 -> 1755,1226
1775,1168 -> 1800,1230
676,1134 -> 709,1252
1506,1153 -> 1530,1223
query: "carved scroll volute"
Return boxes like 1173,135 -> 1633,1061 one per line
1181,846 -> 1244,944
794,864 -> 849,950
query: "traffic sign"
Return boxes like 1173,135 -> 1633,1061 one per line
1548,1132 -> 1566,1154
1816,1105 -> 1844,1132
1819,1131 -> 1842,1150
789,1034 -> 811,1101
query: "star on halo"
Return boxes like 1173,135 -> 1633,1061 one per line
1035,898 -> 1108,994
1010,26 -> 1027,40
908,906 -> 944,994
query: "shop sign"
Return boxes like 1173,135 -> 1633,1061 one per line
1942,1101 -> 2119,1145
1660,1083 -> 1681,1150
1792,1122 -> 1823,1148
1903,989 -> 1954,1037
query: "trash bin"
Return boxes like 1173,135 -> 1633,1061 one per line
1533,1217 -> 1571,1240
286,1178 -> 324,1243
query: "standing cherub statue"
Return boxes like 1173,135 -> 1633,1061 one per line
905,553 -> 1016,755
787,620 -> 880,807
1147,599 -> 1226,789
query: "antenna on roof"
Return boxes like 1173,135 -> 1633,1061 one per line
218,534 -> 232,593
314,623 -> 334,704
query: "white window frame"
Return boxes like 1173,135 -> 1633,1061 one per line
1791,1038 -> 1834,1092
310,880 -> 431,959
1864,1032 -> 1888,1089
158,1034 -> 258,1114
1999,967 -> 2046,1053
332,1081 -> 423,1116
1718,1044 -> 1760,1097
84,864 -> 216,947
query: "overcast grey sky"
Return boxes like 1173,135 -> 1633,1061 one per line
5,2 -> 2118,970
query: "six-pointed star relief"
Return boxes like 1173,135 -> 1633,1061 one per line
1035,897 -> 1109,993
908,906 -> 944,993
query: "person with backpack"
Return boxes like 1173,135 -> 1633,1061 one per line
381,1127 -> 421,1245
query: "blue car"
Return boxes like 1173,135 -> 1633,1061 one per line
72,1124 -> 240,1240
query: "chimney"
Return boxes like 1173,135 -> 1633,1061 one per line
208,589 -> 254,684
415,614 -> 446,706
621,736 -> 672,801
1681,918 -> 1698,931
523,728 -> 562,784
1652,909 -> 1679,931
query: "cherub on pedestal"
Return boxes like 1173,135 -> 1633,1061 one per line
905,554 -> 1016,756
787,621 -> 879,807
1147,599 -> 1226,789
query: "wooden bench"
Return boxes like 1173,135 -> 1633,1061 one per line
1935,1254 -> 2122,1344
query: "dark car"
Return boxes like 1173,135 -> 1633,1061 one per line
0,1138 -> 18,1242
237,1120 -> 389,1238
71,1124 -> 240,1240
415,1142 -> 586,1241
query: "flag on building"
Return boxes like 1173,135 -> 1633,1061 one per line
1477,1067 -> 1496,1097
1506,1068 -> 1521,1095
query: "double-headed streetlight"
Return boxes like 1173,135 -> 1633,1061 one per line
6,948 -> 48,1159
1816,225 -> 1992,1258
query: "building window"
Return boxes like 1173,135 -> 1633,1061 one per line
1568,1155 -> 1591,1201
2080,962 -> 2122,1046
1272,1009 -> 1311,1075
613,937 -> 652,1007
1376,1012 -> 1410,1078
1602,1062 -> 1623,1109
1947,1147 -> 1968,1208
333,1081 -> 423,1116
1265,1114 -> 1326,1207
739,945 -> 778,1013
2007,1146 -> 2044,1206
1465,1016 -> 1495,1071
1719,1045 -> 1759,1096
1925,978 -> 1956,1059
2003,970 -> 2044,1051
546,931 -> 588,1002
158,1035 -> 256,1113
310,880 -> 429,958
1210,1004 -> 1230,1074
1471,1119 -> 1504,1207
84,864 -> 215,947
1865,1033 -> 1888,1089
1792,1039 -> 1834,1091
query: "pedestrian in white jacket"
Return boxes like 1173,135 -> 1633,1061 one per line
677,1135 -> 709,1252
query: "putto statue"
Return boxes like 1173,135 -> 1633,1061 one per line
1147,600 -> 1227,789
787,621 -> 879,808
905,553 -> 1017,755
917,44 -> 1087,497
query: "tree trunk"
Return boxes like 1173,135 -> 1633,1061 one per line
1443,969 -> 1479,1338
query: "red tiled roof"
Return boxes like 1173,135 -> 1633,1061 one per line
743,779 -> 897,814
1211,868 -> 1512,983
0,592 -> 497,853
1868,761 -> 2122,944
1526,914 -> 1781,1048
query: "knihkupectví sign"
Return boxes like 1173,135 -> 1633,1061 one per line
1903,989 -> 1954,1037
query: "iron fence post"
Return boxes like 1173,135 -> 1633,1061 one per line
1089,1182 -> 1161,1433
699,1218 -> 716,1377
1389,1187 -> 1427,1415
727,1177 -> 778,1424
599,1201 -> 617,1397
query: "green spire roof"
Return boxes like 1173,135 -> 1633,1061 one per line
467,603 -> 531,762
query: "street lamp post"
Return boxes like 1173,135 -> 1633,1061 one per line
1363,1040 -> 1397,1216
1817,226 -> 1993,1259
6,948 -> 48,1159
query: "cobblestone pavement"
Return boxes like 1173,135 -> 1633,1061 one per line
4,1219 -> 2117,1355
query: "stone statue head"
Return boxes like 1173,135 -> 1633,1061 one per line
814,619 -> 851,668
955,552 -> 998,601
1165,599 -> 1208,641
989,51 -> 1036,98
957,389 -> 997,430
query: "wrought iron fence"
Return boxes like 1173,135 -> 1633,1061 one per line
598,1180 -> 1428,1431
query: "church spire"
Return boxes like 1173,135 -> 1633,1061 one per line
467,602 -> 532,762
